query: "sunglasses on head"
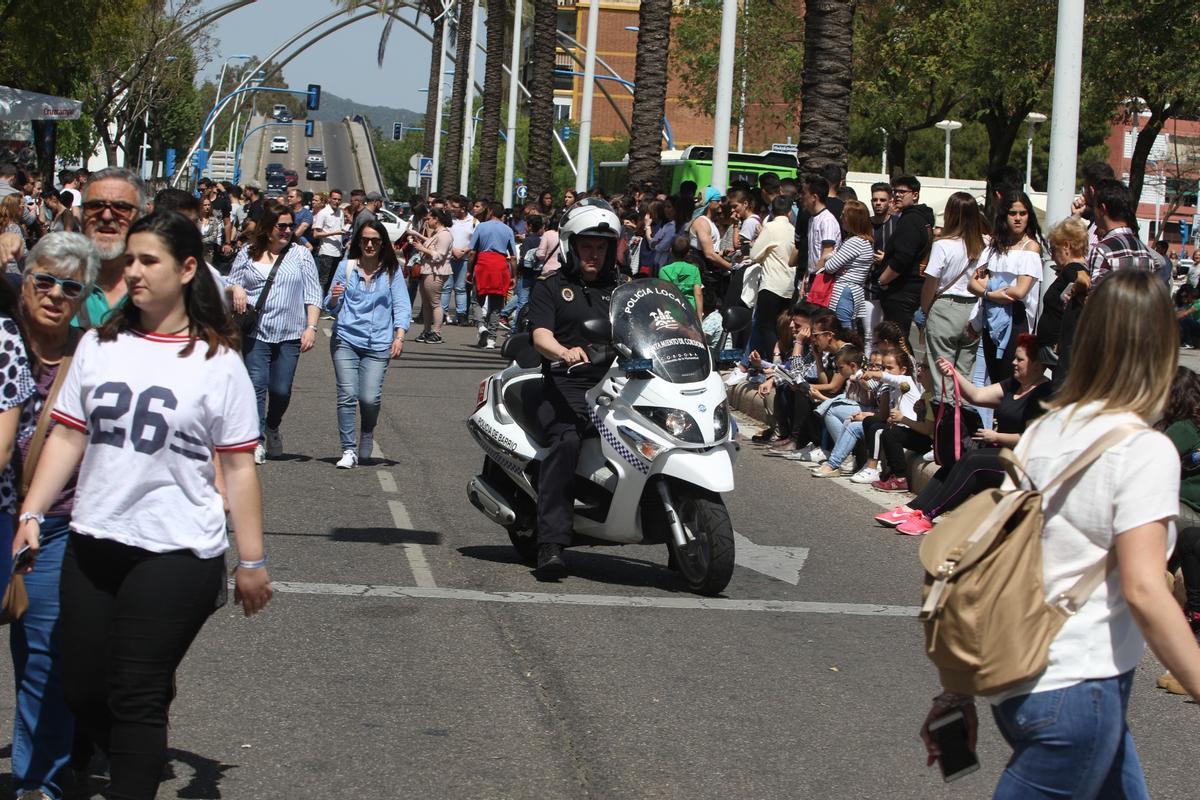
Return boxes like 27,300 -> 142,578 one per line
30,272 -> 85,300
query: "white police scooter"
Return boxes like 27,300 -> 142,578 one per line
466,278 -> 748,595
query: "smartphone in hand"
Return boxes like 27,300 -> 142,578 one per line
928,710 -> 979,783
12,544 -> 35,575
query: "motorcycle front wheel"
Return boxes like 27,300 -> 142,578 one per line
668,488 -> 735,596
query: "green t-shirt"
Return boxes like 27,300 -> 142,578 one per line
1190,299 -> 1200,321
659,260 -> 701,309
1165,419 -> 1200,513
72,286 -> 119,329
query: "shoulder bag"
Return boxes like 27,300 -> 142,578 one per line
3,335 -> 80,625
234,245 -> 291,337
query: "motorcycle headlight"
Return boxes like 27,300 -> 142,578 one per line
618,425 -> 667,460
634,406 -> 703,444
713,401 -> 730,440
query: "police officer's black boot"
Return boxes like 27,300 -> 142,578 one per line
536,543 -> 567,579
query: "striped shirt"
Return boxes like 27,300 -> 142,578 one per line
823,236 -> 874,314
1088,226 -> 1155,286
228,244 -> 322,343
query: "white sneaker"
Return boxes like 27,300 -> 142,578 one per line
358,432 -> 374,460
839,455 -> 858,475
850,466 -> 881,484
254,443 -> 266,465
802,446 -> 826,463
336,449 -> 358,469
265,427 -> 283,458
486,339 -> 497,349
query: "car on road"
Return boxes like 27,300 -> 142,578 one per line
270,135 -> 289,153
306,162 -> 326,181
271,104 -> 288,121
265,161 -> 284,176
278,111 -> 293,124
265,175 -> 287,199
307,146 -> 323,157
282,169 -> 298,187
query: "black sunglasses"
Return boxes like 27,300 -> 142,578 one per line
31,272 -> 85,300
81,199 -> 138,219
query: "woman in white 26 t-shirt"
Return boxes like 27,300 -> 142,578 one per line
13,210 -> 273,800
921,271 -> 1200,799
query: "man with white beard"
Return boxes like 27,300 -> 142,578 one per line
73,167 -> 146,328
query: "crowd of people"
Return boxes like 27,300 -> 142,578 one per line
0,145 -> 1197,797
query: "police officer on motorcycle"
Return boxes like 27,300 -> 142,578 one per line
525,199 -> 621,578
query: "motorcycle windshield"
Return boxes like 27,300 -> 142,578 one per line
609,279 -> 711,383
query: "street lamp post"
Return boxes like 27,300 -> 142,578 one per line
209,54 -> 251,149
501,0 -> 524,207
575,0 -> 600,193
710,0 -> 738,194
460,0 -> 480,193
934,119 -> 962,185
1024,112 -> 1047,192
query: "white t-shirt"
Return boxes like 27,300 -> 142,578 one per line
449,215 -> 477,252
987,405 -> 1180,704
313,205 -> 348,258
51,329 -> 260,559
877,371 -> 922,419
924,239 -> 976,298
739,214 -> 762,243
807,208 -> 842,274
981,245 -> 1043,332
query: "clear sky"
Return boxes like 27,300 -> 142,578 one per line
196,0 -> 446,113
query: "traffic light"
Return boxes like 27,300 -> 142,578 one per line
393,122 -> 402,141
305,119 -> 315,138
306,83 -> 321,111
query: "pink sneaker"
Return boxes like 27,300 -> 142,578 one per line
874,506 -> 917,527
896,512 -> 934,536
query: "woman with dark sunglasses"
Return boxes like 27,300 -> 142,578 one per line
323,220 -> 410,468
8,231 -> 96,800
227,200 -> 322,464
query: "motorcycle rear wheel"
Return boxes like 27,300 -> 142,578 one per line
668,489 -> 735,596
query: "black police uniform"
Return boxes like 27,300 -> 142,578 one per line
525,270 -> 614,547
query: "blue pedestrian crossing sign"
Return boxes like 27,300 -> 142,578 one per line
418,157 -> 434,179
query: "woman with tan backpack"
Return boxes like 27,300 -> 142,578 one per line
919,270 -> 1200,798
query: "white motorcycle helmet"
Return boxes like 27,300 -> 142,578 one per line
557,198 -> 620,283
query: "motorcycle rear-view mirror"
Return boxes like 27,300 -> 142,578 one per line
721,306 -> 751,333
582,317 -> 613,344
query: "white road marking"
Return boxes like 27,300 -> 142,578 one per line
733,532 -> 809,585
389,499 -> 435,588
377,471 -> 397,494
267,580 -> 919,617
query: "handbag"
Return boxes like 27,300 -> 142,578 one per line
3,337 -> 77,626
806,271 -> 837,308
233,245 -> 291,337
933,368 -> 981,467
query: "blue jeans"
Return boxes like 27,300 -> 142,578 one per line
820,400 -> 859,450
991,672 -> 1147,799
331,337 -> 391,451
11,515 -> 72,800
441,257 -> 469,318
834,286 -> 856,329
827,420 -> 863,468
501,272 -> 534,329
242,337 -> 301,436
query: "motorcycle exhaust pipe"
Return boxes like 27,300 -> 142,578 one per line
655,481 -> 693,549
467,475 -> 518,527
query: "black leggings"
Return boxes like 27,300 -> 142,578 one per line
862,418 -> 932,478
1169,526 -> 1200,616
60,534 -> 224,800
774,387 -> 822,447
911,448 -> 1005,519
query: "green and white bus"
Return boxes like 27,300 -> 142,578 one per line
598,146 -> 800,196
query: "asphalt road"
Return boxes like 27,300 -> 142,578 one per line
242,117 -> 360,197
0,318 -> 1194,799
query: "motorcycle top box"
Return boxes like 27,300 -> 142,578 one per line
467,279 -> 746,596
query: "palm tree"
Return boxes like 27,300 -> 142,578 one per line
440,0 -> 473,194
796,0 -> 854,175
422,2 -> 445,160
524,0 -> 556,196
476,0 -> 508,200
628,0 -> 672,192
